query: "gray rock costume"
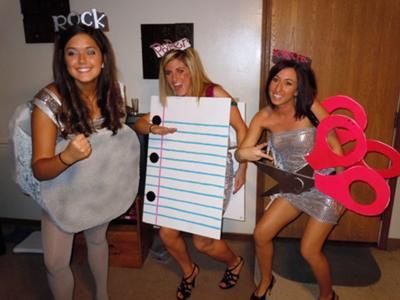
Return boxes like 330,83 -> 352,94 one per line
9,86 -> 140,232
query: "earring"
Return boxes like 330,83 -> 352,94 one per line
101,62 -> 104,69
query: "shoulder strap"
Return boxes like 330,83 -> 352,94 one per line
205,84 -> 215,97
32,88 -> 63,130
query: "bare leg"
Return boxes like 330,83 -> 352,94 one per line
159,227 -> 195,277
192,234 -> 244,288
300,218 -> 335,300
41,213 -> 74,300
84,222 -> 110,300
253,198 -> 301,297
159,227 -> 199,299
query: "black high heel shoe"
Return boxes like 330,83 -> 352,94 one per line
250,275 -> 276,300
176,264 -> 200,300
219,256 -> 245,289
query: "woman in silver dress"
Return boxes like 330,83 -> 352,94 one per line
235,56 -> 343,300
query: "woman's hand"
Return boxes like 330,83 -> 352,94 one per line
236,142 -> 272,162
60,134 -> 92,165
233,163 -> 246,193
150,124 -> 177,135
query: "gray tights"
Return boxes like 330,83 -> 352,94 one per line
41,213 -> 110,300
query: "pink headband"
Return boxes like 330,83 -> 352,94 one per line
150,38 -> 192,58
272,49 -> 312,66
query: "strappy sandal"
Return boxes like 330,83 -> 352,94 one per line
176,263 -> 200,300
250,275 -> 276,300
219,256 -> 244,289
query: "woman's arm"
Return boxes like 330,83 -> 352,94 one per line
31,107 -> 92,180
133,113 -> 177,135
212,86 -> 248,192
235,109 -> 272,162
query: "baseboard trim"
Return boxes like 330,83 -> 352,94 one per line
387,238 -> 400,250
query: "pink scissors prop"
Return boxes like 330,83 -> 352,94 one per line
305,95 -> 400,216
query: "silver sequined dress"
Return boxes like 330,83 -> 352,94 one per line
268,127 -> 343,224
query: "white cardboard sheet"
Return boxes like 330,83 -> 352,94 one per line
143,96 -> 230,239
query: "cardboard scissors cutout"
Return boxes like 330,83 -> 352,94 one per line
258,95 -> 400,216
256,162 -> 315,196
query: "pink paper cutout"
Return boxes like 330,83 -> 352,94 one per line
306,95 -> 400,216
305,115 -> 367,169
357,139 -> 400,179
322,96 -> 367,144
315,166 -> 390,216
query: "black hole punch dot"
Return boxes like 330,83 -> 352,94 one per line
149,152 -> 159,163
152,115 -> 162,125
146,191 -> 156,202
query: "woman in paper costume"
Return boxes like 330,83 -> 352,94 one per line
235,50 -> 343,300
28,24 -> 140,299
135,44 -> 247,300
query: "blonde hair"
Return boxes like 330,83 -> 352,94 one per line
159,48 -> 214,105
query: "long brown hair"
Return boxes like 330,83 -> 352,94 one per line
52,24 -> 124,137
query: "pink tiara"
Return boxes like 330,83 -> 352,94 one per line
150,38 -> 192,58
272,49 -> 312,66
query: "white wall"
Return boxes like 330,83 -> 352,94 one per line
0,0 -> 262,234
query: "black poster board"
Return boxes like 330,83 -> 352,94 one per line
141,23 -> 193,79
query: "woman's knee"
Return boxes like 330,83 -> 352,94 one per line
300,243 -> 321,262
253,223 -> 273,246
192,235 -> 213,252
159,227 -> 180,245
44,253 -> 70,276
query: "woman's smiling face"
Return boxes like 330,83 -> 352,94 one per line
164,58 -> 193,96
269,67 -> 298,107
64,33 -> 103,86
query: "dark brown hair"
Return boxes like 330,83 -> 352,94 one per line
265,60 -> 317,119
53,24 -> 124,137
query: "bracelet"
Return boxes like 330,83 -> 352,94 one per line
149,123 -> 156,134
58,152 -> 71,166
234,149 -> 240,162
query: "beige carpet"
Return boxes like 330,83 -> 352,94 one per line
0,228 -> 256,300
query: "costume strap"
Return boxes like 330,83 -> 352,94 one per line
32,88 -> 63,130
205,84 -> 237,106
205,84 -> 215,97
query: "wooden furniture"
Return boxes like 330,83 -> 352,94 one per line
73,113 -> 154,268
73,196 -> 153,268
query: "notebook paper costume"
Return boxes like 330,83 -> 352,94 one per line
9,86 -> 140,233
267,127 -> 343,224
205,84 -> 237,212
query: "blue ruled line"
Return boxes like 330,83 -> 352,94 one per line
161,157 -> 226,168
147,183 -> 223,199
144,203 -> 220,221
157,195 -> 221,210
147,165 -> 225,178
147,174 -> 224,188
150,136 -> 227,148
143,211 -> 220,230
163,120 -> 229,128
148,146 -> 226,159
